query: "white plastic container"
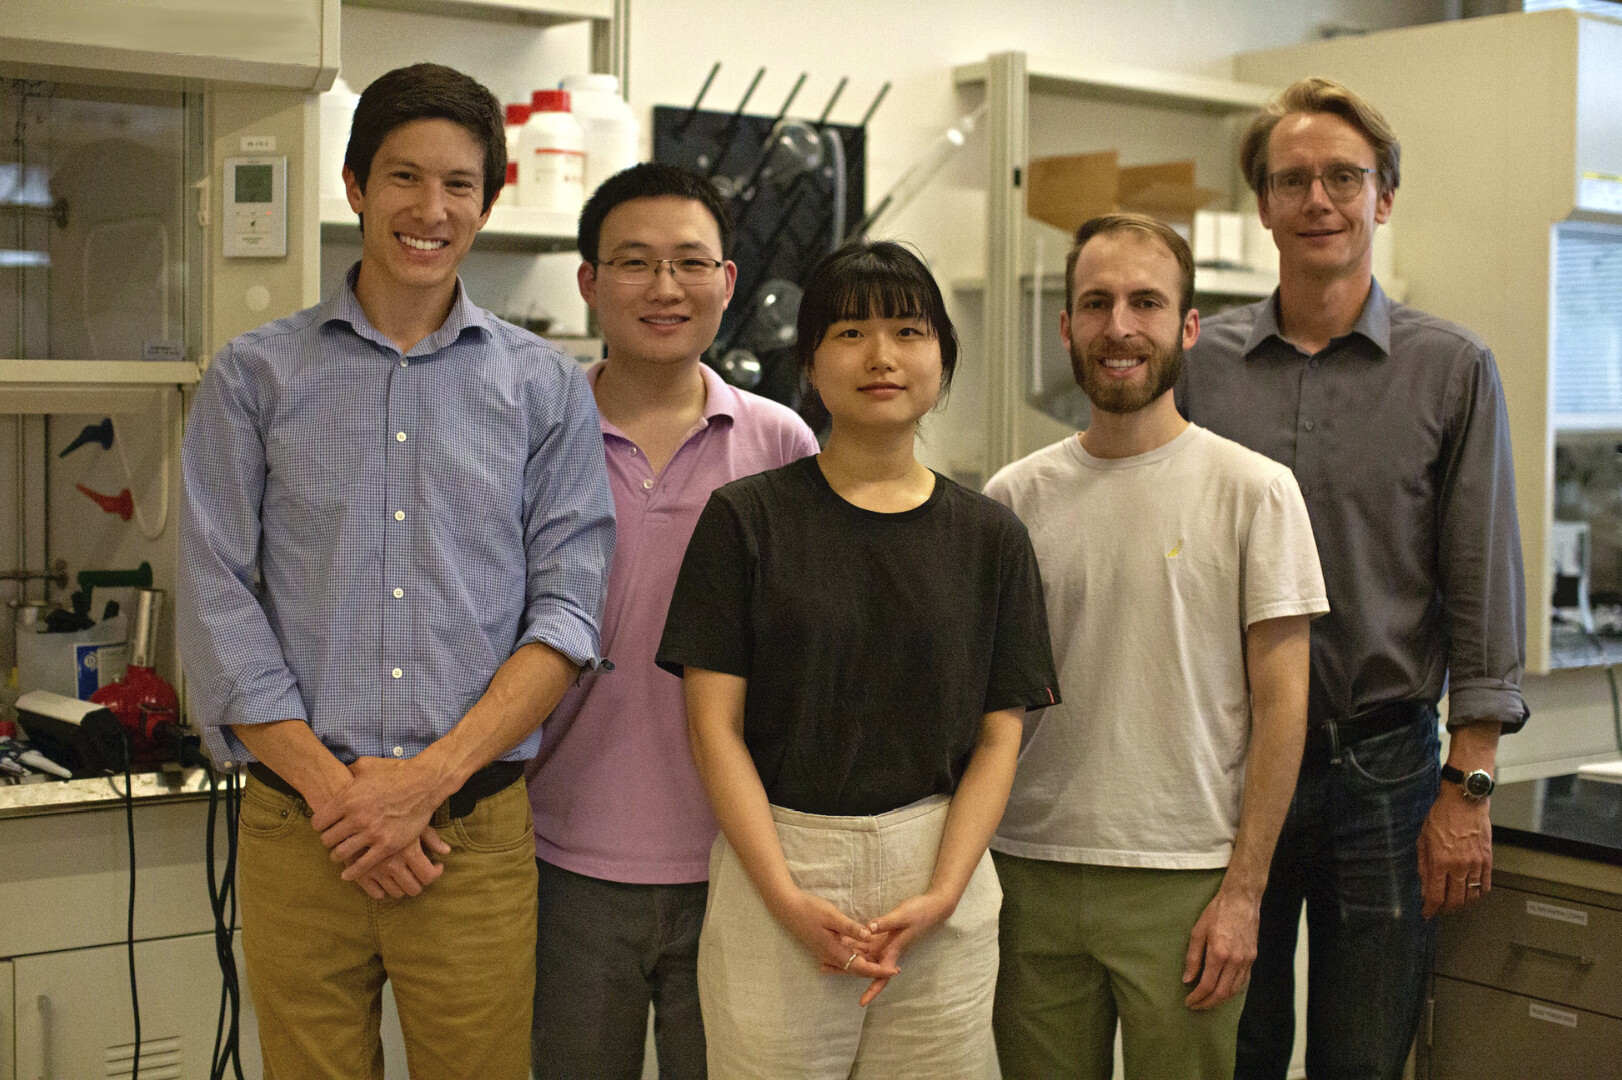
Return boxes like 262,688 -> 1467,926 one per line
16,614 -> 129,700
561,73 -> 640,199
319,76 -> 360,200
518,90 -> 585,214
504,103 -> 531,201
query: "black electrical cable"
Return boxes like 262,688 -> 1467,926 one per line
206,764 -> 247,1080
206,767 -> 229,1079
124,746 -> 142,1080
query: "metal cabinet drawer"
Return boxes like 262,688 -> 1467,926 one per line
1435,885 -> 1622,1019
1429,975 -> 1622,1080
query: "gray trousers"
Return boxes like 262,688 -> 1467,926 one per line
531,857 -> 708,1080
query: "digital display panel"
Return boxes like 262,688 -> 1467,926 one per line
235,163 -> 274,204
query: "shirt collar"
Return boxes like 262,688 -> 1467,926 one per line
588,358 -> 737,440
1244,277 -> 1393,359
323,261 -> 492,358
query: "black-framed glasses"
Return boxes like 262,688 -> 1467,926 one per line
1266,165 -> 1377,205
595,256 -> 725,285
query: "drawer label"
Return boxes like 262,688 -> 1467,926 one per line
1526,900 -> 1589,926
1529,1002 -> 1578,1028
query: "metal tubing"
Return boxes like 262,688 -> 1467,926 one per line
677,62 -> 721,135
704,67 -> 767,178
815,77 -> 849,125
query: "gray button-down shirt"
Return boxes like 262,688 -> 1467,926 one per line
1180,280 -> 1528,732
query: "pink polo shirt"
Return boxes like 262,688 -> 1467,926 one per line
527,361 -> 819,883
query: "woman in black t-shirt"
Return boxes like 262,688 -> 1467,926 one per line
657,241 -> 1058,1078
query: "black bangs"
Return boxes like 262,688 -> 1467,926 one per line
795,240 -> 960,389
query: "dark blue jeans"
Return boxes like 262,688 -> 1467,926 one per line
1235,715 -> 1440,1080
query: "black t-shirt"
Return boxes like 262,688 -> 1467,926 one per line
657,455 -> 1059,817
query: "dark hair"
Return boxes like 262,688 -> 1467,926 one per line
344,64 -> 507,215
577,162 -> 736,262
1241,77 -> 1401,200
794,240 -> 960,393
1066,213 -> 1196,317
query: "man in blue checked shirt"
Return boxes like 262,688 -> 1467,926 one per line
178,63 -> 614,1079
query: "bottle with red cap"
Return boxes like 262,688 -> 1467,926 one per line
518,89 -> 585,214
503,103 -> 532,202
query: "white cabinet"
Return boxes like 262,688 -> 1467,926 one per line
1,960 -> 13,1080
0,0 -> 339,93
12,934 -> 258,1080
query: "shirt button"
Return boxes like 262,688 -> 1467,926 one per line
400,359 -> 408,368
392,667 -> 403,679
642,478 -> 653,490
394,510 -> 405,521
1303,419 -> 1315,432
628,447 -> 638,456
393,587 -> 404,599
1308,358 -> 1320,369
392,746 -> 404,758
396,431 -> 407,442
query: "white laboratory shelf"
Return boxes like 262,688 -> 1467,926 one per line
319,195 -> 580,254
953,57 -> 1274,115
342,0 -> 610,26
0,359 -> 199,387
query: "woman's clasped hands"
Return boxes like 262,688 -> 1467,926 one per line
775,886 -> 956,1006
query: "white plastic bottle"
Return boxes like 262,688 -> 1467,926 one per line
503,103 -> 531,203
561,73 -> 640,199
319,76 -> 360,200
518,90 -> 585,214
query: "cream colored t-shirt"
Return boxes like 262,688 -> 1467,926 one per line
985,424 -> 1328,869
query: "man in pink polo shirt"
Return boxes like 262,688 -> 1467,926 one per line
526,162 -> 818,1078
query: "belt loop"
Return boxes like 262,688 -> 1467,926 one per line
1326,719 -> 1344,765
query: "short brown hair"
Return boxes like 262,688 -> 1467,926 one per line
1240,77 -> 1401,201
1065,213 -> 1195,316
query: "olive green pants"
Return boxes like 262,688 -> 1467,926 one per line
238,775 -> 537,1080
991,852 -> 1244,1080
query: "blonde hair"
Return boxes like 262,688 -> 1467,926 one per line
1240,77 -> 1401,199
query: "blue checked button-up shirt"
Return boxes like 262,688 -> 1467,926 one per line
179,267 -> 615,766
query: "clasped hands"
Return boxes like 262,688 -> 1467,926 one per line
773,888 -> 956,1007
308,756 -> 451,900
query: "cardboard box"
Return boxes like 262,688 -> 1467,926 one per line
1026,151 -> 1219,234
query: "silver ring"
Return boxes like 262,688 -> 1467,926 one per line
1466,881 -> 1482,889
844,951 -> 858,971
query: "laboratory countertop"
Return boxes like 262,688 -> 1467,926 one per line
1547,624 -> 1622,669
0,766 -> 220,820
1491,771 -> 1622,867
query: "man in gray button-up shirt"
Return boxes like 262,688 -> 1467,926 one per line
1181,77 -> 1527,1080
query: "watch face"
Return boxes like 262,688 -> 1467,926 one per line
1464,770 -> 1495,798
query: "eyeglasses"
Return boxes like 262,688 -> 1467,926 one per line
595,256 -> 725,285
1266,165 -> 1377,205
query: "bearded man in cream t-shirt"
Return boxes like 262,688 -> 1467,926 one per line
984,213 -> 1328,1080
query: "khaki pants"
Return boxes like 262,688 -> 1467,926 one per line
992,852 -> 1243,1080
699,795 -> 1002,1080
238,775 -> 537,1080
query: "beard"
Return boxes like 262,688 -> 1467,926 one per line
1071,334 -> 1184,415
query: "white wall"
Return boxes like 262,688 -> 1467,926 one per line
627,0 -> 1443,283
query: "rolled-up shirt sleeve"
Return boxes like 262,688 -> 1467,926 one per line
1437,346 -> 1529,733
513,360 -> 615,668
178,343 -> 307,763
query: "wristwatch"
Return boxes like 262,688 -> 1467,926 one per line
1441,764 -> 1495,801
